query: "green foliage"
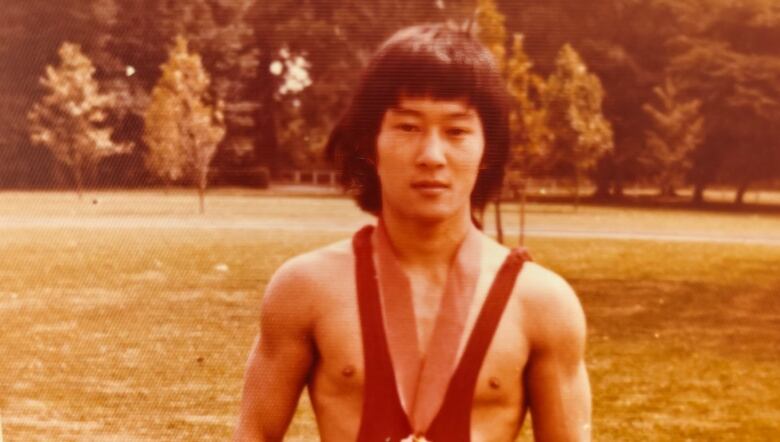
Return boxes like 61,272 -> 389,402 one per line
271,0 -> 472,170
159,0 -> 259,155
546,44 -> 614,189
505,34 -> 552,175
27,42 -> 130,197
475,1 -> 612,191
143,36 -> 226,212
663,0 -> 780,201
476,0 -> 507,71
642,77 -> 704,195
4,0 -> 780,201
86,0 -> 260,184
476,1 -> 552,192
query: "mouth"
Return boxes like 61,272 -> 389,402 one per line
411,180 -> 450,195
411,180 -> 450,189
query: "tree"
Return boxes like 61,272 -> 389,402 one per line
506,35 -> 552,172
477,0 -> 554,243
158,0 -> 261,181
88,0 -> 260,185
476,0 -> 508,71
505,34 -> 552,244
502,0 -> 681,198
476,0 -> 509,243
1,1 -> 100,189
642,77 -> 704,196
27,42 -> 129,198
144,36 -> 226,213
663,0 -> 780,204
265,0 -> 473,173
546,44 -> 614,208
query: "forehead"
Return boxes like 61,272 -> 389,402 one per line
386,97 -> 478,119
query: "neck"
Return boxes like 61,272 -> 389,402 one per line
379,209 -> 474,272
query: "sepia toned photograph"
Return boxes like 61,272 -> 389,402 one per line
1,0 -> 779,440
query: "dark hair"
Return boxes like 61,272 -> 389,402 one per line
325,22 -> 510,214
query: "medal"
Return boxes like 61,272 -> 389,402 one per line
401,434 -> 430,442
375,220 -> 481,433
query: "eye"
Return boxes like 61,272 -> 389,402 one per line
395,123 -> 420,133
446,127 -> 471,137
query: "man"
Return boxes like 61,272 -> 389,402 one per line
234,23 -> 591,441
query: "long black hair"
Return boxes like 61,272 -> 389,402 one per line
325,22 -> 510,214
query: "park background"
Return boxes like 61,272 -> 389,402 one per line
1,0 -> 779,440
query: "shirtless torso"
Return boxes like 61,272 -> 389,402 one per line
234,29 -> 590,438
233,225 -> 590,441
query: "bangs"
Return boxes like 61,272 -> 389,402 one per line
325,23 -> 510,215
361,24 -> 502,112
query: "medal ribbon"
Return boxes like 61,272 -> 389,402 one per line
374,220 -> 481,434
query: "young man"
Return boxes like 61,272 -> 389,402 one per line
234,23 -> 591,441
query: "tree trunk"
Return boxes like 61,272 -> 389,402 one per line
594,181 -> 611,199
253,43 -> 280,177
613,169 -> 625,198
86,160 -> 98,190
593,157 -> 612,200
659,182 -> 677,197
73,165 -> 83,201
573,172 -> 580,212
494,199 -> 504,244
518,178 -> 527,247
613,180 -> 624,198
693,182 -> 705,205
198,170 -> 208,214
735,182 -> 749,205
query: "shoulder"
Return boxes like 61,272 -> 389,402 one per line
269,238 -> 354,288
260,238 -> 354,330
479,235 -> 586,353
517,261 -> 586,355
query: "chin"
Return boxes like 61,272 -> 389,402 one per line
382,191 -> 472,224
400,202 -> 465,224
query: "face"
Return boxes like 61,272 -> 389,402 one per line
375,97 -> 485,223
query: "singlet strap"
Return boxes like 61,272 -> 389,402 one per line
353,225 -> 413,440
458,247 -> 530,377
427,247 -> 531,441
354,223 -> 532,441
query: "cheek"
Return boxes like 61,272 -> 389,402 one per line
375,147 -> 404,185
376,133 -> 412,170
455,140 -> 485,173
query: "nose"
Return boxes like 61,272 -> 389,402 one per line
415,130 -> 446,168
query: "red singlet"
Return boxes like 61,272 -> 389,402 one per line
353,225 -> 530,442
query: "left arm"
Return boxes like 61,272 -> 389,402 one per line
523,268 -> 591,441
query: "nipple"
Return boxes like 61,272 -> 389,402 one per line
488,376 -> 501,390
341,365 -> 355,378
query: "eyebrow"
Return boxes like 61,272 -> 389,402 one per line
387,107 -> 477,119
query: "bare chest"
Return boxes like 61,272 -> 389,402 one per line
309,275 -> 530,412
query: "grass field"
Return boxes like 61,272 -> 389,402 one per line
0,191 -> 779,441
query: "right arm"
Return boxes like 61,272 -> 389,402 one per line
233,261 -> 317,442
522,265 -> 591,441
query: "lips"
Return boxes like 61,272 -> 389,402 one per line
410,180 -> 450,197
411,180 -> 450,189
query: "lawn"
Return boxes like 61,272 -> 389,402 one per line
0,192 -> 778,441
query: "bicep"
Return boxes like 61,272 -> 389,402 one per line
523,271 -> 591,441
526,356 -> 591,441
234,266 -> 316,441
